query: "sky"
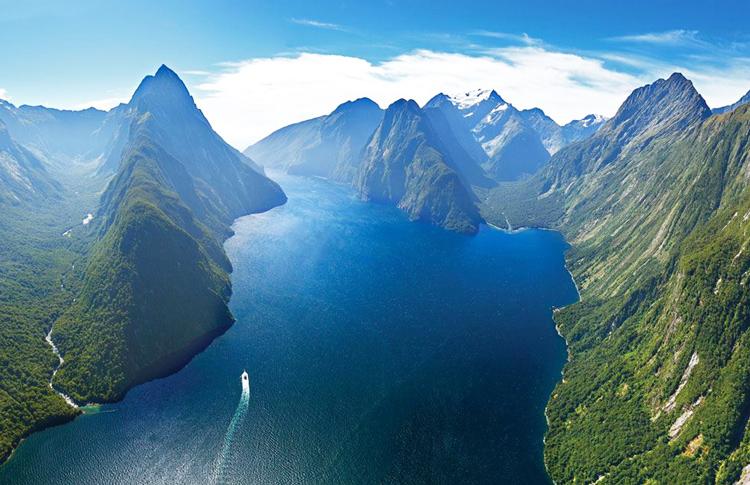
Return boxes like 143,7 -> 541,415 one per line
1,0 -> 750,148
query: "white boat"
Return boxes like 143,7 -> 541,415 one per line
241,370 -> 249,393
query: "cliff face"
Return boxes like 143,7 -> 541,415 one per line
355,99 -> 482,234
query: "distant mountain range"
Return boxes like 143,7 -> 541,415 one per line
713,89 -> 750,115
247,87 -> 607,233
244,97 -> 384,180
0,118 -> 61,204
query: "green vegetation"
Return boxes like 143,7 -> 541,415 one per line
0,65 -> 286,465
483,76 -> 750,483
355,99 -> 482,233
0,195 -> 94,463
53,140 -> 235,402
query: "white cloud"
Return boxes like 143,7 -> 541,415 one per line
195,48 -> 645,149
0,88 -> 9,101
290,18 -> 348,32
193,45 -> 750,150
610,30 -> 701,45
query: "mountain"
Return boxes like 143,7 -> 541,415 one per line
492,72 -> 712,211
355,99 -> 482,233
0,118 -> 60,204
0,100 -> 109,168
45,65 -> 286,403
425,89 -> 550,181
420,92 -> 489,167
482,73 -> 750,483
52,139 -> 234,402
519,110 -> 608,155
713,89 -> 750,115
245,97 -> 384,181
421,102 -> 495,188
518,108 -> 567,154
561,113 -> 608,143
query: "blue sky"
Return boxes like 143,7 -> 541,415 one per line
2,0 -> 750,147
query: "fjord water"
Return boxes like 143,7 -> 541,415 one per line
1,174 -> 577,484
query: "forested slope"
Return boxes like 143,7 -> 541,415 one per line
484,74 -> 750,483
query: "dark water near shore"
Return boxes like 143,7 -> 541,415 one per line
0,174 -> 577,484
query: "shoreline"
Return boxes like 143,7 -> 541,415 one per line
543,253 -> 581,485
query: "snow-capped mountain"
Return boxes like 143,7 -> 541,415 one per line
425,90 -> 549,181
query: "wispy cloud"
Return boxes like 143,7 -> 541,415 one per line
609,29 -> 700,45
0,88 -> 9,101
469,31 -> 541,46
290,18 -> 348,32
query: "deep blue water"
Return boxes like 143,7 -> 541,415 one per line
1,174 -> 577,484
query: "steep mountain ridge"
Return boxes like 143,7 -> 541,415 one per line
245,97 -> 384,180
484,73 -> 750,483
355,99 -> 482,233
1,66 -> 286,409
52,138 -> 235,402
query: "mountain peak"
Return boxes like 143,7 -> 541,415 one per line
155,64 -> 179,79
387,98 -> 420,112
667,72 -> 688,82
448,88 -> 505,110
607,72 -> 710,135
331,97 -> 381,115
129,65 -> 194,110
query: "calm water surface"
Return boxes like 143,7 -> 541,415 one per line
1,174 -> 577,484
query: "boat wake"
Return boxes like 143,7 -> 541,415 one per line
214,371 -> 250,484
